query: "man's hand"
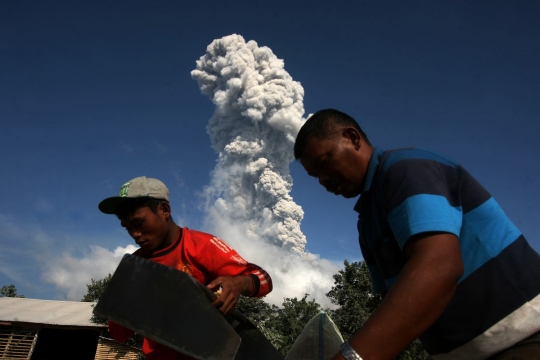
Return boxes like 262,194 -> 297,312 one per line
333,232 -> 463,360
207,275 -> 254,315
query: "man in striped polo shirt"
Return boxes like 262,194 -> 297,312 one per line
294,109 -> 540,360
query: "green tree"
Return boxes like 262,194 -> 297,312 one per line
236,295 -> 277,325
398,339 -> 431,360
327,261 -> 430,360
326,261 -> 381,341
236,294 -> 322,356
268,294 -> 322,355
0,284 -> 25,298
236,295 -> 280,343
81,274 -> 112,302
81,274 -> 112,325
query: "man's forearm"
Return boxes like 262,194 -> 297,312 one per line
334,233 -> 463,360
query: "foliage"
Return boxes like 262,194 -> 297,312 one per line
0,284 -> 25,298
236,295 -> 280,343
397,339 -> 431,360
237,294 -> 322,356
81,274 -> 112,302
326,261 -> 381,341
269,294 -> 322,355
326,261 -> 430,359
236,294 -> 277,324
81,274 -> 112,325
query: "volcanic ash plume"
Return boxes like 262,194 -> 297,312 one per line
191,34 -> 306,254
192,35 -> 338,306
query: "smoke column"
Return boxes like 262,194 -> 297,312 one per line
192,34 -> 338,306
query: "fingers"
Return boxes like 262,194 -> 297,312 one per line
219,292 -> 239,315
211,292 -> 236,314
206,277 -> 224,291
210,276 -> 242,314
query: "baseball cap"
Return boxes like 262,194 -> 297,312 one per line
98,176 -> 170,214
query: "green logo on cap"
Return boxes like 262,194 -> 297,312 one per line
119,182 -> 131,197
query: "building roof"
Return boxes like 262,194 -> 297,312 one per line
0,297 -> 106,328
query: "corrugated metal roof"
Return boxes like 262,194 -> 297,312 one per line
0,297 -> 106,328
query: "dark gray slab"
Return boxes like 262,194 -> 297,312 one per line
94,254 -> 241,360
191,274 -> 284,360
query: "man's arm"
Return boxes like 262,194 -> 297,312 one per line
198,235 -> 273,315
333,232 -> 463,360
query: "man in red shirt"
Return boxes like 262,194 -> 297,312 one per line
99,176 -> 273,360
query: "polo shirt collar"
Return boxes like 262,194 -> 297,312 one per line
354,147 -> 385,213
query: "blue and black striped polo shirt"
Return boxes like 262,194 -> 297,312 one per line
355,147 -> 540,359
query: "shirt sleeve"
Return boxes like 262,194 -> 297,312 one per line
381,156 -> 463,249
108,320 -> 134,342
197,235 -> 273,297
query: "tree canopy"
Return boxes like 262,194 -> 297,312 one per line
325,261 -> 430,360
0,284 -> 25,298
269,294 -> 321,355
81,274 -> 112,303
81,274 -> 112,325
326,260 -> 381,341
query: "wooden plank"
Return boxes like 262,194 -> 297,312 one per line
94,337 -> 141,360
0,328 -> 36,360
0,341 -> 34,344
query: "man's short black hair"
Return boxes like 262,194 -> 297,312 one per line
294,109 -> 371,160
115,197 -> 167,219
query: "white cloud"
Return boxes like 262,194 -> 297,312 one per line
40,244 -> 137,300
0,214 -> 25,239
0,263 -> 27,286
0,214 -> 138,300
208,216 -> 340,308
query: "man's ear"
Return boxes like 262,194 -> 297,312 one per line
159,201 -> 171,219
342,127 -> 362,150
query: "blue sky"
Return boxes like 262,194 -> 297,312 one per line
1,1 -> 539,302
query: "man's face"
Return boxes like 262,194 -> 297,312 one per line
299,133 -> 366,198
120,205 -> 170,252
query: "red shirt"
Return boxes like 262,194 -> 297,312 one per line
109,227 -> 272,360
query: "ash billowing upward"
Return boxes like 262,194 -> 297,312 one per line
192,34 -> 338,306
192,34 -> 306,254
